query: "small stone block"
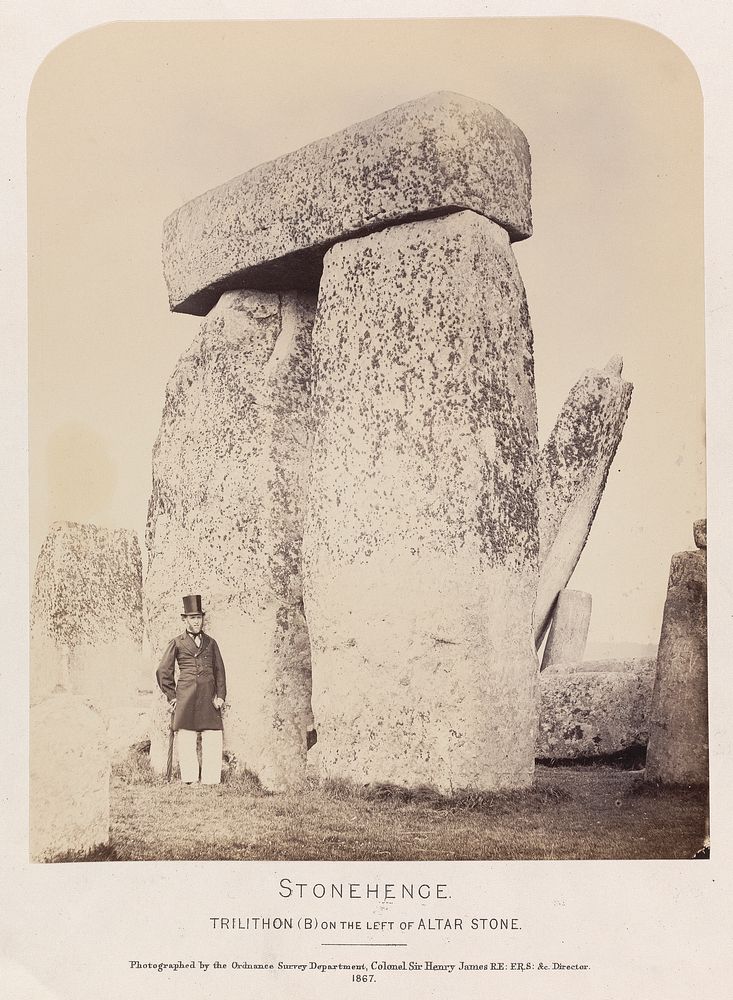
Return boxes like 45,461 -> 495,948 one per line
694,518 -> 707,549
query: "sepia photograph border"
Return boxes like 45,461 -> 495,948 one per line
3,2 -> 733,998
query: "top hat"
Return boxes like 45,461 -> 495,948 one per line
181,594 -> 205,616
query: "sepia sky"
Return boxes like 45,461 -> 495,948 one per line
28,17 -> 704,652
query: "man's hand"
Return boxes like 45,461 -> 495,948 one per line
212,696 -> 225,711
167,699 -> 176,714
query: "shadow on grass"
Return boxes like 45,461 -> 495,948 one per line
320,776 -> 572,814
538,746 -> 647,771
626,776 -> 709,802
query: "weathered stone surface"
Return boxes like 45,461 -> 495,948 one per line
30,522 -> 147,746
107,699 -> 153,760
646,548 -> 708,784
694,518 -> 707,549
30,694 -> 110,861
534,356 -> 632,644
537,659 -> 656,759
303,211 -> 539,793
544,656 -> 656,674
541,589 -> 592,669
144,289 -> 316,791
163,92 -> 532,315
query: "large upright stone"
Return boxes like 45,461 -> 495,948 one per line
646,542 -> 708,785
30,693 -> 110,861
303,210 -> 540,793
30,523 -> 147,752
163,92 -> 532,315
541,589 -> 592,669
534,357 -> 632,643
144,289 -> 316,791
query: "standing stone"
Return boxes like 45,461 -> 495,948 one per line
30,693 -> 110,861
30,522 -> 148,755
541,589 -> 592,669
646,540 -> 708,785
144,289 -> 316,791
163,92 -> 532,315
303,210 -> 539,793
694,518 -> 707,549
534,357 -> 632,644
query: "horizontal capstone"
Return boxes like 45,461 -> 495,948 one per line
163,91 -> 532,315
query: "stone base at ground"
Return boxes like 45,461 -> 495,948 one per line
537,659 -> 656,759
30,694 -> 110,862
646,547 -> 708,784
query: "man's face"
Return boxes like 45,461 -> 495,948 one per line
184,613 -> 204,634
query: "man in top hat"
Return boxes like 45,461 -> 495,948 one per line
156,595 -> 227,784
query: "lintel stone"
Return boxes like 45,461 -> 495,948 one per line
163,91 -> 532,315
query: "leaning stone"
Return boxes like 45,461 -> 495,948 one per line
30,693 -> 110,861
303,211 -> 539,793
541,589 -> 592,669
537,660 -> 656,759
534,357 -> 632,644
693,518 -> 707,549
646,548 -> 708,784
163,91 -> 532,315
30,522 -> 146,709
144,289 -> 316,791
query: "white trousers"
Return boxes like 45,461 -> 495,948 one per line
177,729 -> 223,784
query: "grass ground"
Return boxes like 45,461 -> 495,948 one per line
96,747 -> 708,862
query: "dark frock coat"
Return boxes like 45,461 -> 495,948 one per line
156,631 -> 227,732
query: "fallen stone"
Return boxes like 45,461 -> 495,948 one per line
303,210 -> 539,793
541,589 -> 592,669
543,657 -> 656,674
535,356 -> 632,644
144,289 -> 316,791
694,518 -> 707,549
30,522 -> 146,708
30,693 -> 110,861
537,659 -> 656,759
163,91 -> 532,315
646,547 -> 708,784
